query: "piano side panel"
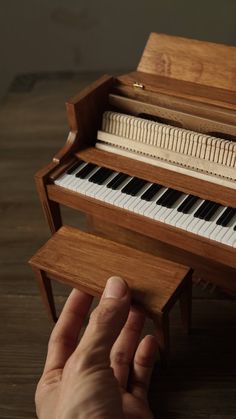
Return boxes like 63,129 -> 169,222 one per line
47,184 -> 236,271
65,75 -> 114,148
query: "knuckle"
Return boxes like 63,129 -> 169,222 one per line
112,350 -> 130,366
48,332 -> 74,352
90,300 -> 120,325
135,354 -> 154,368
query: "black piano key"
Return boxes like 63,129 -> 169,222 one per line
194,200 -> 211,219
221,208 -> 236,226
163,190 -> 183,208
121,177 -> 147,195
198,201 -> 216,220
216,207 -> 236,226
177,195 -> 198,213
130,179 -> 148,196
121,177 -> 138,194
141,183 -> 162,201
156,188 -> 175,206
75,163 -> 98,179
98,168 -> 115,185
66,160 -> 84,174
107,173 -> 129,189
204,203 -> 221,221
89,167 -> 114,185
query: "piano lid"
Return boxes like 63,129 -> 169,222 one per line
117,33 -> 236,110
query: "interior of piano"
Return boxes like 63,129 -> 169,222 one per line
59,34 -> 236,192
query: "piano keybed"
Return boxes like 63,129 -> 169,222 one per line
54,159 -> 236,249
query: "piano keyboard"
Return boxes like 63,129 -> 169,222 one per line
55,160 -> 236,249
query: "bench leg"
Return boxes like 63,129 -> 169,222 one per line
179,276 -> 192,334
32,267 -> 57,323
153,312 -> 169,365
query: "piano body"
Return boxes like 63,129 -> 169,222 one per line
35,33 -> 236,295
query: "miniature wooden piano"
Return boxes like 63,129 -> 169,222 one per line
35,33 -> 236,295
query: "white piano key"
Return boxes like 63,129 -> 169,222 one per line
94,173 -> 120,200
143,188 -> 168,218
82,171 -> 116,197
162,194 -> 188,224
219,215 -> 236,244
198,206 -> 226,238
153,204 -> 170,221
104,177 -> 133,205
73,167 -> 101,193
112,178 -> 134,207
174,199 -> 204,230
210,223 -> 227,242
134,186 -> 164,216
63,165 -> 95,191
188,217 -> 209,235
88,172 -> 118,199
221,227 -> 236,246
55,162 -> 87,188
117,182 -> 152,211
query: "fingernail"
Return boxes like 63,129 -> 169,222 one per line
103,276 -> 127,299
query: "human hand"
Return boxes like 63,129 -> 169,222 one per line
35,276 -> 158,419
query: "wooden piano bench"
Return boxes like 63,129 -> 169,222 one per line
29,226 -> 193,361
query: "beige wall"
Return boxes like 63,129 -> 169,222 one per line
1,0 -> 236,100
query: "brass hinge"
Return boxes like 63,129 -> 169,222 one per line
133,82 -> 144,89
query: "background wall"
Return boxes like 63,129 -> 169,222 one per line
1,0 -> 236,100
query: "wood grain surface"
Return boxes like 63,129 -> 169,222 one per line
29,226 -> 191,313
0,73 -> 236,419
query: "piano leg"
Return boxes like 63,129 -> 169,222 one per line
44,199 -> 62,233
32,267 -> 57,323
179,273 -> 192,334
35,164 -> 62,233
153,312 -> 170,365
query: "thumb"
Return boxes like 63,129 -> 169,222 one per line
75,276 -> 130,366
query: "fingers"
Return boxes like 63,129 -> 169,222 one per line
44,288 -> 93,373
129,335 -> 158,401
110,307 -> 145,389
74,276 -> 130,367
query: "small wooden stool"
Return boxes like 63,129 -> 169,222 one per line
29,226 -> 192,360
